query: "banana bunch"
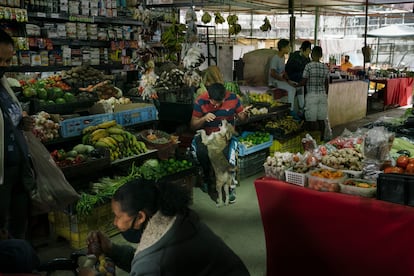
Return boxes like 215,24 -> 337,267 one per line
227,14 -> 241,36
265,117 -> 303,135
224,81 -> 242,96
201,12 -> 211,24
260,17 -> 272,32
82,120 -> 148,161
214,12 -> 225,24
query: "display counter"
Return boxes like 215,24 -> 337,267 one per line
328,80 -> 368,127
254,177 -> 414,276
370,77 -> 414,108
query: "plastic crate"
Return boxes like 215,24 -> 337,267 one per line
270,132 -> 303,154
285,170 -> 307,187
60,113 -> 114,138
232,132 -> 273,157
237,149 -> 268,179
377,173 -> 414,206
48,202 -> 119,249
114,105 -> 158,126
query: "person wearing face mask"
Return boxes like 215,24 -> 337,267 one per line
81,179 -> 250,276
0,28 -> 35,241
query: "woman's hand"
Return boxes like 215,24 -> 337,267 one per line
87,231 -> 113,256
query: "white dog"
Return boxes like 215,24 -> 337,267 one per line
198,120 -> 236,207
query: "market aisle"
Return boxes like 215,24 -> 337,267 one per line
191,173 -> 267,276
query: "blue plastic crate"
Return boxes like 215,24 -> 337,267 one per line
60,113 -> 114,138
114,105 -> 158,126
231,132 -> 273,156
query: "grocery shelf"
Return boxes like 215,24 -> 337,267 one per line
28,12 -> 143,26
7,64 -> 125,73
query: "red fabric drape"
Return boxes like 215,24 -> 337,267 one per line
384,77 -> 413,106
255,177 -> 414,276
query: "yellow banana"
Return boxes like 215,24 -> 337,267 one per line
91,129 -> 108,142
82,125 -> 99,134
96,120 -> 117,129
104,136 -> 118,147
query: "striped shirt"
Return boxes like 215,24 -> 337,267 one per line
302,61 -> 329,94
192,91 -> 243,135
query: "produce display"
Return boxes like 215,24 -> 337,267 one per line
60,66 -> 113,88
31,111 -> 60,142
265,116 -> 303,136
50,143 -> 98,167
339,179 -> 377,197
75,158 -> 194,216
81,120 -> 148,161
21,76 -> 76,105
320,148 -> 364,171
307,169 -> 345,192
238,132 -> 271,148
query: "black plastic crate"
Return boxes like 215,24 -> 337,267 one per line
377,173 -> 414,206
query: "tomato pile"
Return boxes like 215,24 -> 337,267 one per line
384,155 -> 414,174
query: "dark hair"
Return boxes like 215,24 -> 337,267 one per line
0,29 -> 14,47
207,82 -> 226,101
277,39 -> 290,51
312,46 -> 323,59
113,178 -> 191,217
300,41 -> 311,51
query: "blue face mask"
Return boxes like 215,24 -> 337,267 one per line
121,216 -> 145,244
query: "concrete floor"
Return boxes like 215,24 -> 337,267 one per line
34,103 -> 410,275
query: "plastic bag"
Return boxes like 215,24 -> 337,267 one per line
24,131 -> 80,215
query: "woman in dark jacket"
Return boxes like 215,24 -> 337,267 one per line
81,178 -> 250,276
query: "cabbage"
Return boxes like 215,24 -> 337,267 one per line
7,78 -> 21,87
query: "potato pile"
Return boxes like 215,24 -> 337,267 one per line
61,66 -> 114,88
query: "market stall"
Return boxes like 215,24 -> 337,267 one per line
254,177 -> 414,276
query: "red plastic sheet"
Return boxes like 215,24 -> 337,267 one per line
255,177 -> 414,276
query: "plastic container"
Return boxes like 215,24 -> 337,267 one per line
60,113 -> 114,138
114,105 -> 158,126
285,170 -> 307,187
377,173 -> 414,206
232,132 -> 273,157
264,164 -> 285,180
307,169 -> 346,192
339,178 -> 377,198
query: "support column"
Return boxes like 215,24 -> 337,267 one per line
289,0 -> 295,48
314,6 -> 319,46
